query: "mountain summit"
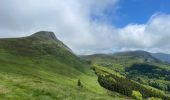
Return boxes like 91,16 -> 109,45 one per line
31,31 -> 58,41
0,31 -> 72,56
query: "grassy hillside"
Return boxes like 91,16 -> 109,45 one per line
152,53 -> 170,64
92,65 -> 169,99
83,51 -> 170,99
0,31 -> 128,100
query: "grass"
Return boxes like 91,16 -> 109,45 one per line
83,52 -> 170,97
0,52 -> 129,100
92,65 -> 168,99
0,32 -> 129,100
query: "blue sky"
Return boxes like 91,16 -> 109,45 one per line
115,0 -> 170,27
0,0 -> 170,54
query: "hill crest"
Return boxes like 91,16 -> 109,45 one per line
83,50 -> 160,63
30,31 -> 58,41
0,31 -> 73,56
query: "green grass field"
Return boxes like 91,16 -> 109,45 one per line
0,32 -> 130,100
83,51 -> 170,99
0,52 -> 131,100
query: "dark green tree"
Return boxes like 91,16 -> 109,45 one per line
77,79 -> 83,88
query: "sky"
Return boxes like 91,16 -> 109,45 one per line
0,0 -> 170,55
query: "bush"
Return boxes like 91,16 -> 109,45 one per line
77,79 -> 83,88
147,97 -> 162,100
131,90 -> 143,100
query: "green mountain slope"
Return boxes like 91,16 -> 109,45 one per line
152,53 -> 170,64
0,31 -> 128,100
114,50 -> 159,62
83,50 -> 170,99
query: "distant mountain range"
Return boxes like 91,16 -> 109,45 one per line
83,50 -> 170,64
151,53 -> 170,63
113,50 -> 159,62
83,50 -> 164,63
114,50 -> 170,64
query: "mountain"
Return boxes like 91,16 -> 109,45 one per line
152,53 -> 170,63
114,50 -> 163,63
83,50 -> 170,99
31,31 -> 58,40
0,31 -> 72,56
0,31 -> 127,100
83,50 -> 160,63
1,32 -> 169,99
114,50 -> 150,56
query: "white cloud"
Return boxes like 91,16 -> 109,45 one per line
0,0 -> 119,54
116,13 -> 170,53
0,0 -> 170,54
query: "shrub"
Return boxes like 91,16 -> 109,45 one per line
147,97 -> 162,100
131,90 -> 143,100
77,79 -> 83,88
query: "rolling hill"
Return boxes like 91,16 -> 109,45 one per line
152,53 -> 170,64
1,31 -> 170,100
0,31 -> 128,100
83,50 -> 170,99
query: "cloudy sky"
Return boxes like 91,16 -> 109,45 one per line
0,0 -> 170,54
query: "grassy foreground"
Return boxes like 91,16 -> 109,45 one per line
0,32 -> 129,100
0,52 -> 130,100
